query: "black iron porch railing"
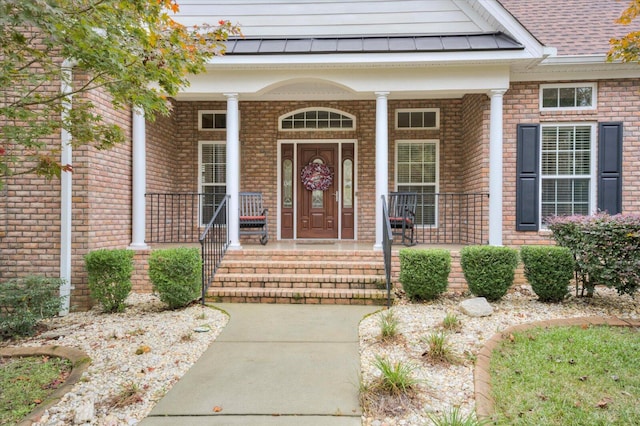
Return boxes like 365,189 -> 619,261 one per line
381,195 -> 393,308
146,192 -> 220,243
146,192 -> 489,246
199,195 -> 229,304
413,192 -> 489,245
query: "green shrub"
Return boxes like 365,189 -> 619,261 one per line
460,246 -> 519,301
0,276 -> 63,339
399,248 -> 451,301
84,249 -> 135,313
547,213 -> 640,297
148,247 -> 202,309
521,246 -> 574,302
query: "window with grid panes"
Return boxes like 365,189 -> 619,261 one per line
541,125 -> 594,224
396,109 -> 439,129
280,108 -> 354,130
199,111 -> 226,130
540,83 -> 596,110
199,142 -> 226,225
396,141 -> 438,225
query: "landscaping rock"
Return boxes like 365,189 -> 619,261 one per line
73,397 -> 94,424
459,297 -> 493,317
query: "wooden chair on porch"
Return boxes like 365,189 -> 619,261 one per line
239,192 -> 269,245
388,192 -> 418,246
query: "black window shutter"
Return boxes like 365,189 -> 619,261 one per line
598,122 -> 623,214
516,124 -> 540,231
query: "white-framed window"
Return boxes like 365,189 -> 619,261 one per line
199,141 -> 226,225
540,83 -> 597,111
279,107 -> 355,131
540,124 -> 596,225
199,110 -> 227,130
396,108 -> 440,130
395,140 -> 439,226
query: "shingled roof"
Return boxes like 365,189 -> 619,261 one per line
498,0 -> 637,56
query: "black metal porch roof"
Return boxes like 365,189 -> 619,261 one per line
223,32 -> 523,55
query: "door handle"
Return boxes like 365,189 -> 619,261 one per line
333,190 -> 339,202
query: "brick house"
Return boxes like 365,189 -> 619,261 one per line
2,0 -> 639,309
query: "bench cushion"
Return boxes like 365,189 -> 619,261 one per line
240,215 -> 266,221
389,217 -> 413,227
239,215 -> 267,228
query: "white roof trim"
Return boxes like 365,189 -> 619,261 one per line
541,54 -> 609,65
475,0 -> 554,59
208,49 -> 536,68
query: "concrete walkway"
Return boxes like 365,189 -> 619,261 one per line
140,303 -> 379,425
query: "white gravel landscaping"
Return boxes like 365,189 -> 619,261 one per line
10,294 -> 228,426
2,286 -> 638,426
359,285 -> 639,426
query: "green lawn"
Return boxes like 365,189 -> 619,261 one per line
0,356 -> 71,426
490,325 -> 640,425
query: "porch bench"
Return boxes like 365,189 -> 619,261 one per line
239,192 -> 269,245
388,192 -> 418,246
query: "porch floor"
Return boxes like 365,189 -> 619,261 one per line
235,240 -> 465,253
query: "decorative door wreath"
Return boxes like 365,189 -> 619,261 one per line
301,162 -> 333,191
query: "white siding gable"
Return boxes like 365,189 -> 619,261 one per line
175,0 -> 489,37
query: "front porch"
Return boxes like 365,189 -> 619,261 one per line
144,192 -> 489,246
127,63 -> 509,307
137,192 -> 488,305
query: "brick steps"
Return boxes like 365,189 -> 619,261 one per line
213,273 -> 384,289
222,249 -> 383,262
206,287 -> 389,305
206,248 -> 389,305
217,261 -> 385,276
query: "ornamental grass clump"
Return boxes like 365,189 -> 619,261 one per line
521,245 -> 574,302
360,356 -> 421,417
379,309 -> 399,342
441,312 -> 462,332
460,246 -> 519,302
371,355 -> 418,396
422,331 -> 459,364
148,247 -> 202,309
399,248 -> 451,301
428,407 -> 491,426
85,249 -> 134,313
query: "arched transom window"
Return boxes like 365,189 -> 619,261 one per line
279,108 -> 356,131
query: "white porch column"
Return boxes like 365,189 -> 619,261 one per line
488,90 -> 506,246
130,107 -> 148,249
374,92 -> 389,250
225,93 -> 241,249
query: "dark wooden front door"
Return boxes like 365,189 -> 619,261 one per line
297,144 -> 339,239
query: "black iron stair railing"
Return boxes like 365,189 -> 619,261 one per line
199,195 -> 229,304
382,195 -> 393,308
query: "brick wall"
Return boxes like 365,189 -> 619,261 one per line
460,94 -> 491,243
167,98 -> 486,243
1,61 -> 63,283
0,78 -> 135,309
502,79 -> 640,246
147,100 -> 178,194
7,78 -> 636,309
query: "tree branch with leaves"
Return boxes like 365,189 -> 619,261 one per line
608,0 -> 640,63
0,0 -> 240,186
